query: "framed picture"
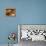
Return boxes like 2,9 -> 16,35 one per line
5,8 -> 16,16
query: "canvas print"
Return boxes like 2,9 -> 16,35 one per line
5,8 -> 16,16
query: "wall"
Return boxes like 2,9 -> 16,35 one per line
0,0 -> 46,44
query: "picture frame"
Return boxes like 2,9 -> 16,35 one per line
5,8 -> 16,16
